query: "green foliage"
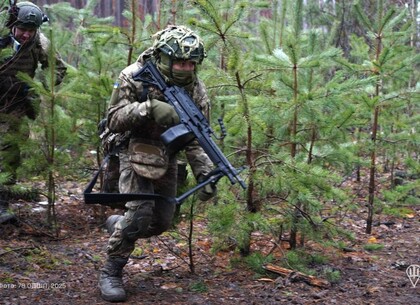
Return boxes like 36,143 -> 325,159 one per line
282,249 -> 330,275
131,247 -> 145,258
383,172 -> 420,206
0,273 -> 14,284
242,252 -> 274,275
363,243 -> 384,251
207,200 -> 270,253
190,0 -> 249,67
189,279 -> 208,292
282,250 -> 315,275
24,248 -> 60,270
0,183 -> 39,201
0,173 -> 14,185
323,267 -> 341,283
382,206 -> 417,217
349,0 -> 418,233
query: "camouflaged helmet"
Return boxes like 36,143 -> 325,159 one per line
152,25 -> 206,64
15,2 -> 45,28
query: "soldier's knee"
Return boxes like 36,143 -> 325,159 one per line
148,220 -> 172,236
121,210 -> 153,241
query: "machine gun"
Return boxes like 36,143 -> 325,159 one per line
133,61 -> 246,190
84,61 -> 246,207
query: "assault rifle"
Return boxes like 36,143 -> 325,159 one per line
84,61 -> 246,207
133,61 -> 247,190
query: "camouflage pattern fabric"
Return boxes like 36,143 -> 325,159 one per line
0,32 -> 67,177
105,48 -> 213,258
0,115 -> 23,179
107,151 -> 177,258
128,141 -> 168,179
0,32 -> 67,117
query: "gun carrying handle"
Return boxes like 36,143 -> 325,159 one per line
216,118 -> 227,140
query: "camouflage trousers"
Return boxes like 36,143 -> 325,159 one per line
106,151 -> 177,259
0,113 -> 27,180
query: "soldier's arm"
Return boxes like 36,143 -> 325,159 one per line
107,64 -> 150,133
184,142 -> 213,180
53,52 -> 67,85
38,33 -> 67,85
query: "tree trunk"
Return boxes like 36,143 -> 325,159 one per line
366,105 -> 379,234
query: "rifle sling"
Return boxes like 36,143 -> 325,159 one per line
83,154 -> 178,206
83,153 -> 223,207
84,84 -> 176,206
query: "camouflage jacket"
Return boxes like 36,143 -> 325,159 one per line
0,32 -> 67,116
107,48 -> 213,179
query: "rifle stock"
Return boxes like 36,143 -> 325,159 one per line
133,61 -> 246,189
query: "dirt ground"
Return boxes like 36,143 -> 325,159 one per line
0,179 -> 419,305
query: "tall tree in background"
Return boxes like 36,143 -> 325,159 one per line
255,0 -> 374,249
189,0 -> 259,254
192,0 -> 255,209
352,0 -> 417,233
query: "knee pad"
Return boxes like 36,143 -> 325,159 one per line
121,209 -> 153,241
106,215 -> 123,234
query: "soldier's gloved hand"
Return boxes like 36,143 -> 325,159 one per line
197,175 -> 217,202
149,99 -> 179,126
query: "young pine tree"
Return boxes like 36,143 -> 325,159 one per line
352,0 -> 418,233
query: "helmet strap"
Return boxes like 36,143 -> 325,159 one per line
169,57 -> 174,79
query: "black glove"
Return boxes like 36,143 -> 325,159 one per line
197,175 -> 217,201
149,99 -> 179,126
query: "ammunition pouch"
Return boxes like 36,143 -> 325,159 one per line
128,140 -> 168,180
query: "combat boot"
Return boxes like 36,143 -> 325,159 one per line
98,257 -> 128,302
0,200 -> 16,224
106,215 -> 123,234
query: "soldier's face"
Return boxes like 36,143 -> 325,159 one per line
13,26 -> 37,44
172,60 -> 196,72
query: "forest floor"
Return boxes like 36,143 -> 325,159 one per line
0,174 -> 419,305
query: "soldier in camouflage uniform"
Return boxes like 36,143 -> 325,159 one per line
0,1 -> 67,223
98,25 -> 216,302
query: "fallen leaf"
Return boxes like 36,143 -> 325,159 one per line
161,283 -> 178,290
368,237 -> 377,243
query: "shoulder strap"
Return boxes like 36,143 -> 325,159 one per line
138,84 -> 149,103
83,159 -> 224,208
83,155 -> 177,206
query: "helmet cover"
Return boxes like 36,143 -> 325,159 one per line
152,25 -> 206,64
